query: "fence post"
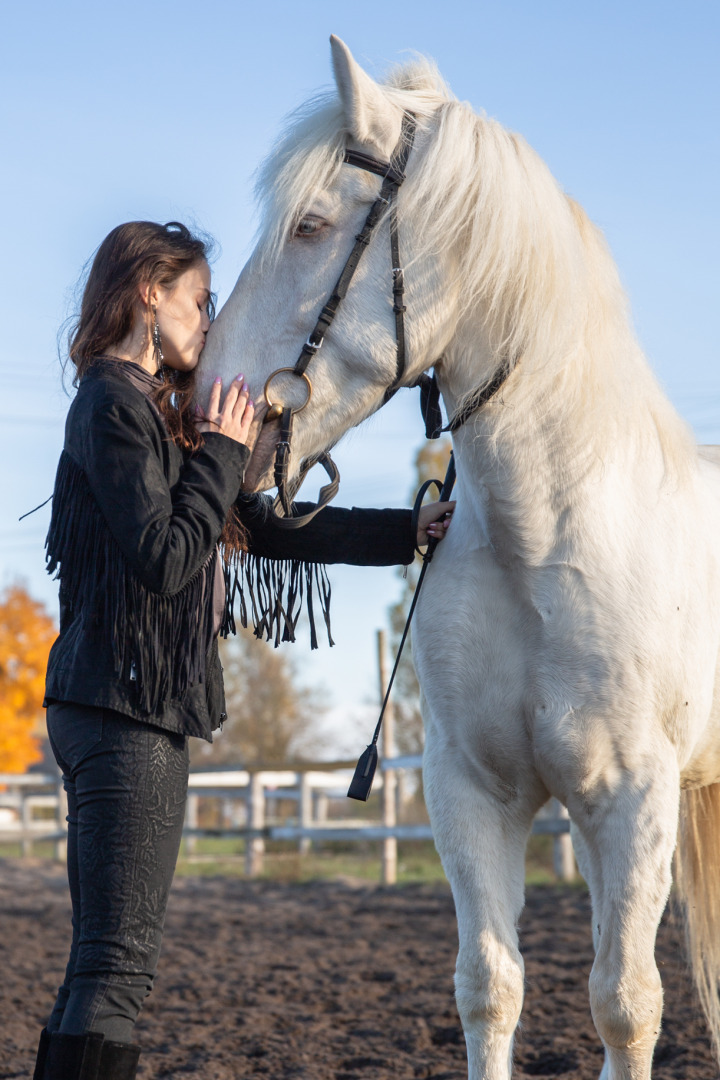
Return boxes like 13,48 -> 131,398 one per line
185,792 -> 199,856
54,780 -> 68,862
299,772 -> 312,855
245,772 -> 265,877
315,790 -> 329,825
396,769 -> 407,819
551,799 -> 575,882
378,630 -> 397,885
21,790 -> 33,858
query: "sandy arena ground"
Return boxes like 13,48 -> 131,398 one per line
0,858 -> 715,1078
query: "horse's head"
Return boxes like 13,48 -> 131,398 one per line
201,36 -> 471,490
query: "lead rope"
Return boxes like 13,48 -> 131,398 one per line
347,451 -> 457,801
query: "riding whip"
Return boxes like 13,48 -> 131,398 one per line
347,451 -> 456,801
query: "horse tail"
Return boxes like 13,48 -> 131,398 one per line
675,783 -> 720,1059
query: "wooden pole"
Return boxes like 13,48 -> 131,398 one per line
378,629 -> 397,885
21,791 -> 33,858
184,793 -> 199,855
315,791 -> 329,824
55,780 -> 68,862
245,772 -> 265,877
299,771 -> 312,855
551,799 -> 576,882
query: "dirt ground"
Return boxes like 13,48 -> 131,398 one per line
0,858 -> 716,1079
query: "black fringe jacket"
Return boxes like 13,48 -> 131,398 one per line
45,363 -> 415,740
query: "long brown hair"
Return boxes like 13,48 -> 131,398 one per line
68,220 -> 215,451
67,221 -> 248,552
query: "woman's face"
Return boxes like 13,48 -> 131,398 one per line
153,260 -> 212,371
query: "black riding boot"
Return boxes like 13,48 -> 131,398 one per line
98,1040 -> 141,1079
40,1033 -> 141,1080
41,1033 -> 103,1079
32,1028 -> 51,1080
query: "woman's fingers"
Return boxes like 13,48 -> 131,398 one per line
221,375 -> 245,418
237,396 -> 254,439
205,375 -> 223,417
198,373 -> 259,446
416,500 -> 456,545
230,378 -> 250,412
419,500 -> 456,527
198,374 -> 275,448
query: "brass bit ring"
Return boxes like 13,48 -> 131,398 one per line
263,368 -> 312,423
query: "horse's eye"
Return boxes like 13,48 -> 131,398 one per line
295,218 -> 322,237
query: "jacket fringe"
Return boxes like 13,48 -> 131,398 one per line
46,451 -> 216,714
47,453 -> 334,718
221,550 -> 334,649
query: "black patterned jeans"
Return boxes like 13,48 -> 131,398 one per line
46,702 -> 189,1043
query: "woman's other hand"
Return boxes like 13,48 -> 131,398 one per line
196,374 -> 258,448
417,501 -> 455,546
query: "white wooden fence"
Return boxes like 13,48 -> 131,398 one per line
0,761 -> 575,883
0,772 -> 68,860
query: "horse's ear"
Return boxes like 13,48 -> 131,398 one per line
330,35 -> 402,158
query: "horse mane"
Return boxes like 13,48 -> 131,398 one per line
255,56 -> 695,478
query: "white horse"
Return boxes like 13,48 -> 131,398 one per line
203,36 -> 720,1079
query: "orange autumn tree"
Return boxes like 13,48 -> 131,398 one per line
0,585 -> 57,773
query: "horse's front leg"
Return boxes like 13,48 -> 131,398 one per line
569,752 -> 680,1080
423,724 -> 540,1080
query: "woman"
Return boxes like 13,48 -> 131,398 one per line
34,221 -> 453,1080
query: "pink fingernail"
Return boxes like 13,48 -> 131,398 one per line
248,400 -> 254,408
235,374 -> 244,382
242,383 -> 249,392
214,376 -> 222,384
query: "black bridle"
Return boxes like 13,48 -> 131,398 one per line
251,111 -> 517,796
263,113 -> 418,528
262,110 -> 513,528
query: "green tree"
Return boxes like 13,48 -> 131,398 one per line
190,627 -> 328,767
387,438 -> 452,754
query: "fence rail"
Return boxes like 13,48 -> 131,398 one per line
0,773 -> 68,859
0,761 -> 575,882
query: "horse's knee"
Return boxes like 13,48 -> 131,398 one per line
589,963 -> 662,1052
455,940 -> 524,1038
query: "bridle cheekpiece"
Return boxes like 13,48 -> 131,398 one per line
261,109 -> 512,529
262,113 -> 418,528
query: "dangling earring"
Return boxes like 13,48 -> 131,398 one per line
151,305 -> 164,372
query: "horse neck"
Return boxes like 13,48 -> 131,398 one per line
439,322 -> 695,565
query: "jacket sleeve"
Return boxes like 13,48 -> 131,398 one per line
81,398 -> 250,595
237,495 -> 416,566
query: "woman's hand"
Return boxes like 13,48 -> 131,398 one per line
417,501 -> 456,546
196,374 -> 259,448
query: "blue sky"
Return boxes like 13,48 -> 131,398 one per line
1,1 -> 718,749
